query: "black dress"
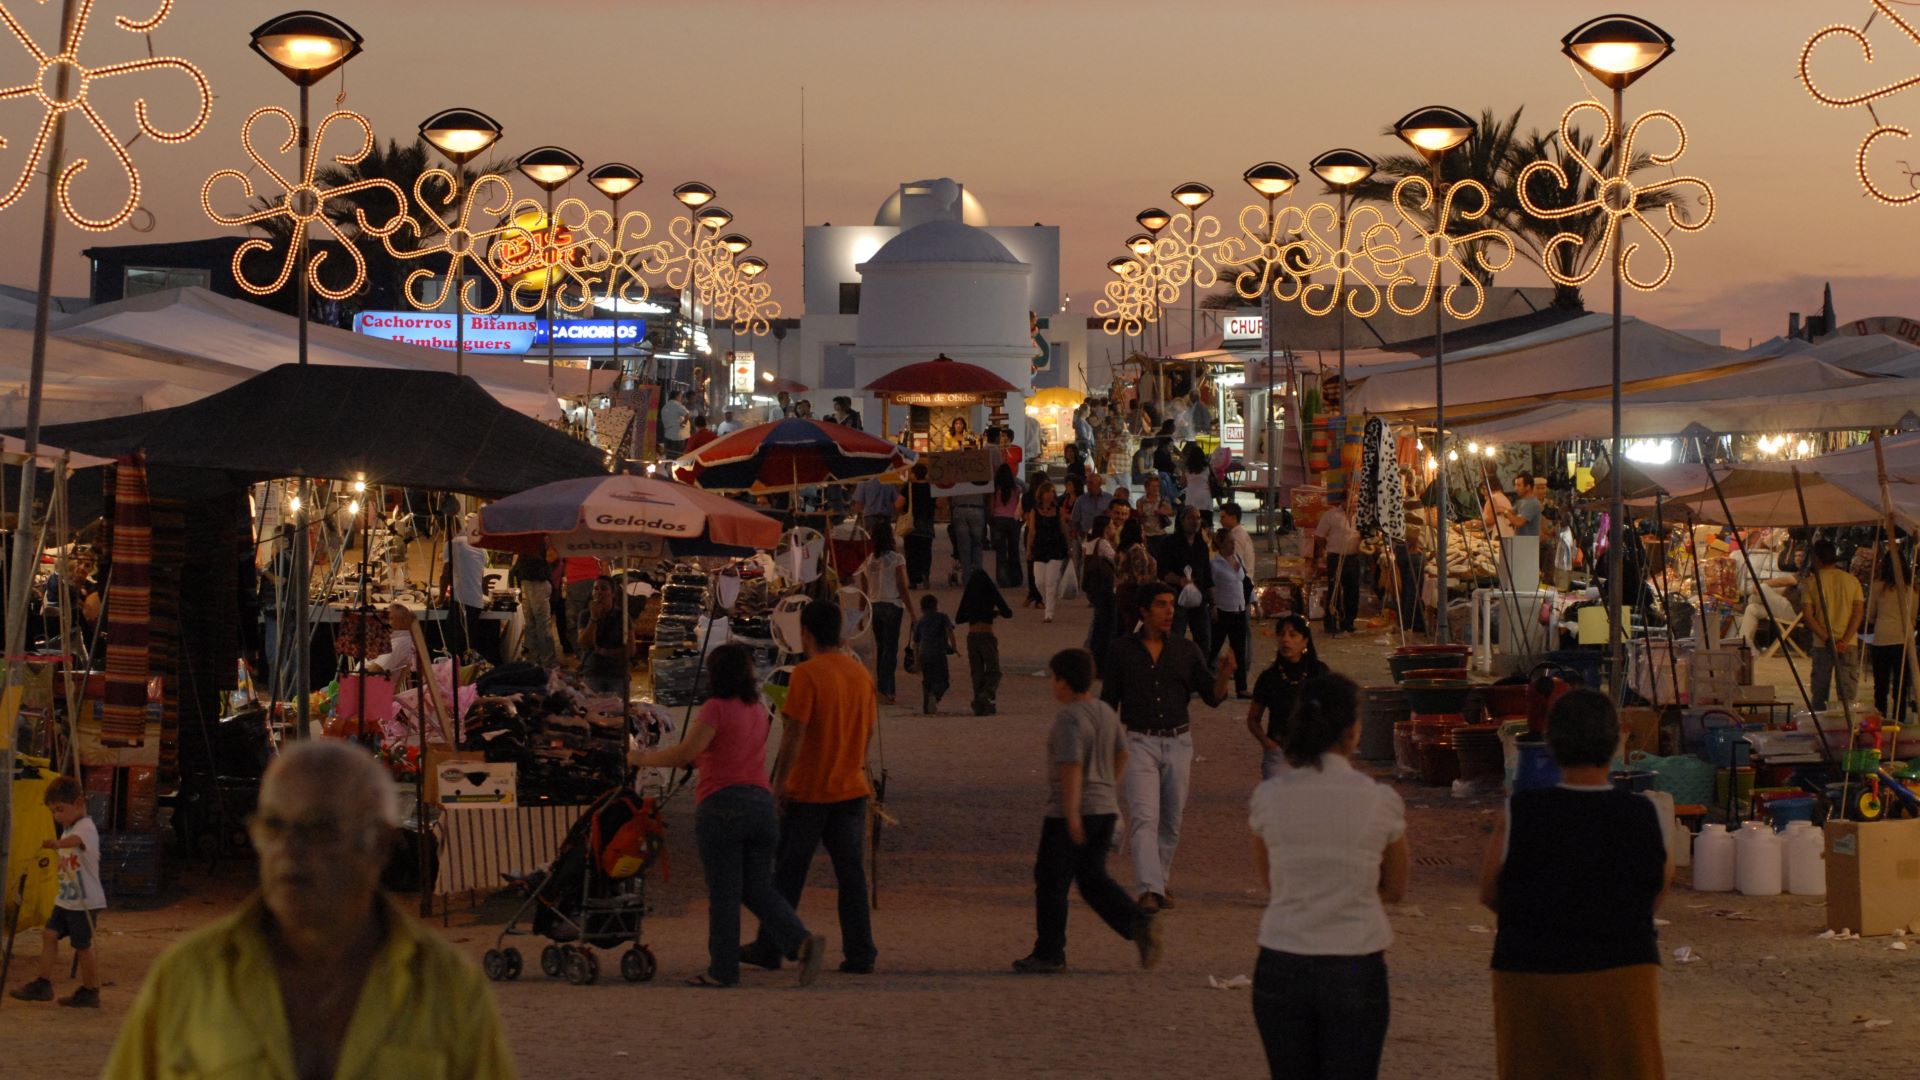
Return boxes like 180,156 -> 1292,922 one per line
1031,506 -> 1069,563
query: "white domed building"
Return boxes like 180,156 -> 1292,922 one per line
791,179 -> 1077,450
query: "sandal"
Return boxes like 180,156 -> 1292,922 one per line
685,973 -> 736,988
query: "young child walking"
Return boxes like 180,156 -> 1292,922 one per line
11,775 -> 106,1007
1013,648 -> 1163,974
955,568 -> 1014,716
913,594 -> 956,714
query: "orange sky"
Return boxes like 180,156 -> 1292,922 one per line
0,0 -> 1910,349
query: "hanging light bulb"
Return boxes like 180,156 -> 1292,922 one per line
288,495 -> 302,514
1467,441 -> 1481,454
1447,450 -> 1459,462
348,499 -> 361,516
352,478 -> 367,493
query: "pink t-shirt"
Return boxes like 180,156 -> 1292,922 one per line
694,696 -> 773,803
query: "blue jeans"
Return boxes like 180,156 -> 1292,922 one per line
1252,948 -> 1390,1080
872,601 -> 903,698
751,796 -> 876,968
952,508 -> 987,580
695,785 -> 808,984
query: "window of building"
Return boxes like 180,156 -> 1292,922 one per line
124,266 -> 209,298
838,282 -> 861,315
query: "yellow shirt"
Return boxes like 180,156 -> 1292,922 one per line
1807,566 -> 1865,643
103,892 -> 516,1080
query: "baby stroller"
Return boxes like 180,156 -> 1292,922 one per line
483,785 -> 666,985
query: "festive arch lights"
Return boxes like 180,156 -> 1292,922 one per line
577,203 -> 661,309
1151,208 -> 1237,294
1272,201 -> 1396,318
493,195 -> 609,315
201,107 -> 407,299
380,170 -> 531,315
0,0 -> 212,230
1800,2 -> 1920,205
1516,100 -> 1714,292
1368,175 -> 1515,319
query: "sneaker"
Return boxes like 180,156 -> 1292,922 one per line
738,942 -> 782,972
1133,913 -> 1165,970
9,978 -> 52,1002
838,960 -> 875,975
1011,954 -> 1066,974
57,987 -> 100,1008
796,934 -> 827,988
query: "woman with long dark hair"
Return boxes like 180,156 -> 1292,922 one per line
1027,479 -> 1071,623
629,643 -> 825,987
1869,550 -> 1918,721
991,464 -> 1025,589
1249,673 -> 1408,1078
1113,517 -> 1156,637
1244,614 -> 1331,780
1161,506 -> 1214,658
1181,442 -> 1214,530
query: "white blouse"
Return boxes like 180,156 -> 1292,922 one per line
1249,754 -> 1405,956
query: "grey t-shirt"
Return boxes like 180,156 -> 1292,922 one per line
1045,699 -> 1124,818
1513,496 -> 1542,537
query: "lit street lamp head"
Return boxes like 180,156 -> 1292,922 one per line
418,108 -> 502,166
1135,207 -> 1171,234
1309,148 -> 1377,190
1563,14 -> 1673,90
1126,233 -> 1155,257
516,146 -> 583,192
672,181 -> 716,208
250,10 -> 363,85
696,206 -> 734,231
1242,162 -> 1299,201
588,162 -> 644,200
1170,182 -> 1214,210
1107,255 -> 1136,276
720,233 -> 752,254
737,256 -> 768,278
1393,106 -> 1476,159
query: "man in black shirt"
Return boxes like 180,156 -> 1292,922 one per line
1101,582 -> 1234,912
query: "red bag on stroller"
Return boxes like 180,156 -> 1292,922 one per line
590,790 -> 667,881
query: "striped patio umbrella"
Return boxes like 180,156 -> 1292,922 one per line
670,418 -> 915,493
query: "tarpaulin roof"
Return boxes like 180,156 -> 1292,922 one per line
1634,433 -> 1920,530
1343,314 -> 1739,420
35,364 -> 609,498
0,328 -> 230,426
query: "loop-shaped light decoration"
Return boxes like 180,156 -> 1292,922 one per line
641,189 -> 738,304
1516,100 -> 1714,292
381,170 -> 531,315
202,107 -> 407,300
0,0 -> 213,230
1153,209 -> 1237,293
576,202 -> 660,309
1799,2 -> 1920,205
494,194 -> 609,314
1367,176 -> 1515,319
1277,201 -> 1394,318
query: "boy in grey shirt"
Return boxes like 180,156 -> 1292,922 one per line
1014,648 -> 1164,974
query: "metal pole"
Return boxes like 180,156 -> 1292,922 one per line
544,187 -> 556,392
294,83 -> 314,738
1607,85 -> 1625,697
1,0 -> 78,908
1337,189 -> 1349,400
1263,200 -> 1278,550
1431,155 -> 1450,644
453,252 -> 466,378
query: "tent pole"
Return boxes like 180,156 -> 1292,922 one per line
1652,496 -> 1684,708
1792,466 -> 1855,813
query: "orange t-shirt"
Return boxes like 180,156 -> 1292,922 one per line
781,651 -> 875,803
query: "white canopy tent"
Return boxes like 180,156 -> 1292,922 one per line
55,287 -> 605,420
1636,433 -> 1920,530
0,329 -> 229,425
1343,313 -> 1740,421
1797,332 -> 1920,378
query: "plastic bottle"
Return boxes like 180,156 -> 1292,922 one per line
1783,820 -> 1826,896
1734,820 -> 1784,896
1692,823 -> 1735,891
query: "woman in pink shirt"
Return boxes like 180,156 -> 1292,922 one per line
629,644 -> 824,987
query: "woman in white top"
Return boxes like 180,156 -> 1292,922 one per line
1209,527 -> 1251,699
1180,443 -> 1215,529
1248,673 -> 1409,1080
858,522 -> 913,705
1169,394 -> 1194,441
1869,551 -> 1918,721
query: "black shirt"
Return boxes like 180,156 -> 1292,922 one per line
1493,786 -> 1666,974
1100,631 -> 1224,733
580,612 -> 627,681
1252,656 -> 1331,742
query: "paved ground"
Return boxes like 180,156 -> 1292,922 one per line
8,573 -> 1916,1078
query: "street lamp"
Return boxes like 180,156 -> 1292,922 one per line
1168,183 -> 1215,352
587,161 -> 644,395
253,10 -> 363,739
418,108 -> 504,376
1394,105 -> 1475,646
1309,149 -> 1377,400
1239,162 -> 1299,538
517,145 -> 584,389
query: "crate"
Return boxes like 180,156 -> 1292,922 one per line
99,830 -> 165,898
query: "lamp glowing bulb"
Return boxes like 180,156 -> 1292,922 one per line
288,495 -> 302,514
348,499 -> 361,516
1447,450 -> 1459,462
352,478 -> 366,493
1467,441 -> 1481,454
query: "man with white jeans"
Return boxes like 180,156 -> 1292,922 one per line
1100,582 -> 1234,912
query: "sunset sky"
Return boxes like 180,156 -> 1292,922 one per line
0,0 -> 1911,349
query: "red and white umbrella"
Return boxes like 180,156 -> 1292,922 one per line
671,417 -> 915,493
473,474 -> 781,557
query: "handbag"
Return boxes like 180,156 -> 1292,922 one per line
904,642 -> 918,674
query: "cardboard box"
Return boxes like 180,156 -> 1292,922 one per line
1825,819 -> 1920,936
421,746 -> 476,805
1618,707 -> 1661,760
434,760 -> 517,809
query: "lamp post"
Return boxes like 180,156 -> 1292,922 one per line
1169,183 -> 1213,353
693,204 -> 735,415
1308,149 -> 1378,403
1241,162 -> 1299,542
587,162 -> 643,397
252,10 -> 362,737
516,146 -> 585,390
1394,106 -> 1476,645
419,108 -> 504,378
1135,209 -> 1169,354
1560,14 -> 1676,694
669,182 -> 716,387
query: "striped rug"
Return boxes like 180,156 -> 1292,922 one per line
101,455 -> 152,746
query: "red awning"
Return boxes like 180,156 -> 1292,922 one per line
864,353 -> 1018,396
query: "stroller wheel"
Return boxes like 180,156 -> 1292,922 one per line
565,948 -> 599,986
621,946 -> 657,983
541,945 -> 565,978
481,949 -> 509,982
501,947 -> 523,980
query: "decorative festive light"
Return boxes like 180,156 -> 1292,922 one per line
494,195 -> 609,314
1563,15 -> 1674,90
586,161 -> 642,198
0,0 -> 213,230
641,196 -> 736,304
1800,2 -> 1920,204
381,170 -> 533,315
1272,201 -> 1394,317
1516,100 -> 1714,292
202,108 -> 408,299
1152,209 -> 1236,294
1367,175 -> 1515,319
576,203 -> 661,309
724,275 -> 782,336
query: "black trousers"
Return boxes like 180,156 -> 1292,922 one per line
1872,642 -> 1916,720
750,796 -> 877,967
1212,610 -> 1250,694
1252,948 -> 1390,1080
904,531 -> 934,587
1031,814 -> 1141,964
1324,554 -> 1360,633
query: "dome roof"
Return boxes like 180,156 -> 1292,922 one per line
860,219 -> 1021,268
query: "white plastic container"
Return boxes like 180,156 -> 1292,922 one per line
1692,823 -> 1735,891
1783,820 -> 1826,896
1734,820 -> 1784,896
1641,790 -> 1683,865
